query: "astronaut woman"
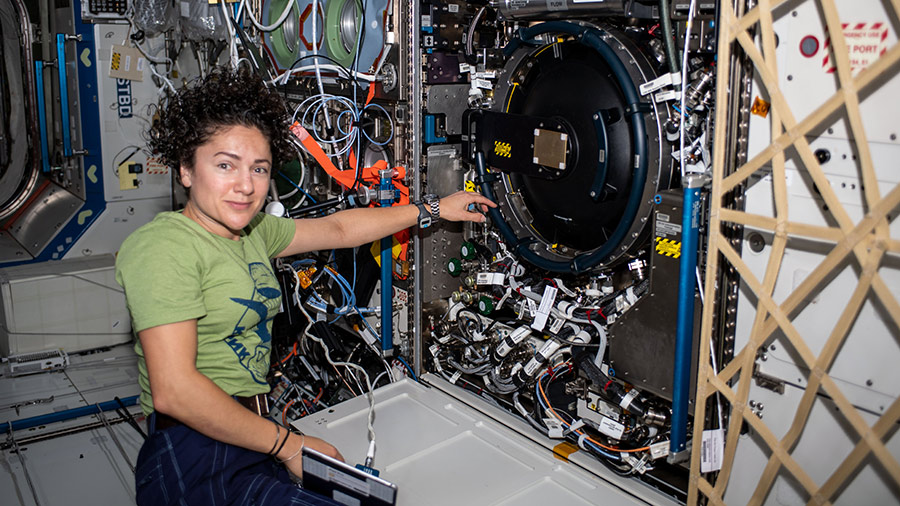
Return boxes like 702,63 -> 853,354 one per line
115,67 -> 495,505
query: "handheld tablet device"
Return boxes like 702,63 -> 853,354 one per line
301,447 -> 398,506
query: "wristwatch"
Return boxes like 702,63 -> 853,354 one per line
415,193 -> 440,228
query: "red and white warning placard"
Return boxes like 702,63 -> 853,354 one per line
822,22 -> 890,75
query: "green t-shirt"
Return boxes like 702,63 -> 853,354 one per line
115,211 -> 295,415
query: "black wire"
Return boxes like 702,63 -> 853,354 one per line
281,54 -> 362,93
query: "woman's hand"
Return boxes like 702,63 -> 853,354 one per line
438,190 -> 497,223
281,434 -> 345,478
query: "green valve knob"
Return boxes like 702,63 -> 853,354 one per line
460,241 -> 476,260
477,296 -> 494,315
448,257 -> 462,277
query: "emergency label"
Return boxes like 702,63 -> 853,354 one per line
655,237 -> 682,258
822,22 -> 890,75
494,140 -> 512,158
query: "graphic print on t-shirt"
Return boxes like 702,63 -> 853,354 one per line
226,262 -> 281,384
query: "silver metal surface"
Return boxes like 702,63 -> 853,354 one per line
0,344 -> 142,506
492,0 -> 626,20
0,231 -> 30,263
6,428 -> 41,506
410,0 -> 423,377
0,0 -> 38,219
6,183 -> 81,257
292,376 -> 680,506
421,146 -> 467,302
64,368 -> 135,473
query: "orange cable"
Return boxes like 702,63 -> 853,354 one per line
280,343 -> 298,364
282,399 -> 296,426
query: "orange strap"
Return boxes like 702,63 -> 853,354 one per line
291,122 -> 412,265
290,122 -> 356,190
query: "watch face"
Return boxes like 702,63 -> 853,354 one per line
420,216 -> 432,228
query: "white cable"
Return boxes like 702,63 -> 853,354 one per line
373,371 -> 389,388
695,266 -> 705,306
297,302 -> 377,459
709,338 -> 724,430
284,262 -> 378,464
243,0 -> 296,32
218,0 -> 238,68
269,65 -> 378,85
678,0 -> 698,180
311,0 -> 331,129
286,143 -> 312,209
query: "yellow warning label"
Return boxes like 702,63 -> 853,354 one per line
464,180 -> 476,192
111,52 -> 121,71
655,237 -> 681,258
494,140 -> 512,158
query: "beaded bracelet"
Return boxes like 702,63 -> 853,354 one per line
266,424 -> 282,456
277,434 -> 305,464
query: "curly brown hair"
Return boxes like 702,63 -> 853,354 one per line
148,67 -> 294,181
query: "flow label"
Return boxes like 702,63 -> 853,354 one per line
598,416 -> 626,440
477,272 -> 506,285
531,286 -> 558,331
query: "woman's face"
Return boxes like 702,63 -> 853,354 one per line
180,124 -> 272,240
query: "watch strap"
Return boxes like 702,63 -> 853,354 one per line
415,202 -> 433,228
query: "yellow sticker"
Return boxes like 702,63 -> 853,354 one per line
369,237 -> 402,267
751,96 -> 770,118
119,161 -> 138,191
464,180 -> 476,192
77,210 -> 93,225
493,140 -> 512,158
86,164 -> 98,184
552,442 -> 579,462
655,237 -> 681,258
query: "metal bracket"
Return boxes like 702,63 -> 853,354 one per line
752,362 -> 785,395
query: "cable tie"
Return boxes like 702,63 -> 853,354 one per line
577,433 -> 589,451
603,379 -> 613,392
564,419 -> 585,436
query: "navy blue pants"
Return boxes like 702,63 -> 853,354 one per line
135,414 -> 340,506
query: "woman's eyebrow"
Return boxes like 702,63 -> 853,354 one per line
212,151 -> 271,165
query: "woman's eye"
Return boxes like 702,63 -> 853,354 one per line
218,163 -> 230,170
254,167 -> 270,174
